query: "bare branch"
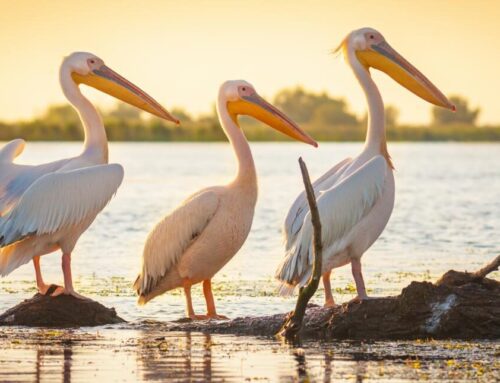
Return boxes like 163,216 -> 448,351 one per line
278,157 -> 323,340
474,254 -> 500,279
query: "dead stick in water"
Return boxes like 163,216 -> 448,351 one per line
474,254 -> 500,279
277,157 -> 323,340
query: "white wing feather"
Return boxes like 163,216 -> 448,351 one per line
0,164 -> 124,247
0,139 -> 73,215
276,156 -> 387,290
283,157 -> 352,248
135,190 -> 220,296
0,139 -> 25,163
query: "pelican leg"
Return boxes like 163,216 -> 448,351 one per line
203,279 -> 228,320
33,256 -> 50,295
350,257 -> 369,302
183,281 -> 207,320
322,270 -> 336,307
51,253 -> 87,300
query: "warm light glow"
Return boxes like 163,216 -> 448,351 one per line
0,0 -> 498,124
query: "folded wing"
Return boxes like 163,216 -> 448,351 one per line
283,157 -> 352,248
276,156 -> 387,291
134,190 -> 220,297
0,164 -> 124,247
0,139 -> 73,215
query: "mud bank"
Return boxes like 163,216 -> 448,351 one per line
155,260 -> 500,340
0,286 -> 125,327
1,258 -> 498,337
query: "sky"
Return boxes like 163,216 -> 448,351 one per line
0,0 -> 499,125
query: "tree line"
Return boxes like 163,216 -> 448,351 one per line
1,87 -> 498,142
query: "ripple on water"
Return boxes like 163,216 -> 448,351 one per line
0,327 -> 498,382
0,142 -> 498,381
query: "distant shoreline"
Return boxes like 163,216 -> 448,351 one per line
2,90 -> 498,143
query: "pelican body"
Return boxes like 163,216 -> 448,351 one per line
276,28 -> 454,305
0,52 -> 177,299
135,80 -> 317,319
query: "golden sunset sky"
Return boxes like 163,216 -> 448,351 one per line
0,0 -> 498,124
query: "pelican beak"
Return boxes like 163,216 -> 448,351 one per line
72,65 -> 179,124
227,94 -> 318,147
356,41 -> 455,111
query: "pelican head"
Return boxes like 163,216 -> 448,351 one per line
63,52 -> 179,123
222,80 -> 317,147
338,28 -> 455,111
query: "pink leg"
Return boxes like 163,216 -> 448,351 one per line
351,258 -> 368,300
51,253 -> 87,300
33,256 -> 50,295
322,270 -> 336,307
203,279 -> 228,320
183,280 -> 207,320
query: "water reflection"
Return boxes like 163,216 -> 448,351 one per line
354,361 -> 368,383
34,346 -> 73,383
137,331 -> 216,381
0,328 -> 497,382
292,348 -> 310,381
63,347 -> 72,383
323,351 -> 333,383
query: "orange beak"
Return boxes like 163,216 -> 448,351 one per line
72,65 -> 179,123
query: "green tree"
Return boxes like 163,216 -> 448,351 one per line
106,103 -> 141,121
274,86 -> 358,126
40,104 -> 81,139
43,104 -> 80,127
311,100 -> 358,126
432,96 -> 479,125
385,105 -> 399,127
170,107 -> 192,123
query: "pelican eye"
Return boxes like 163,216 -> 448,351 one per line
242,87 -> 246,91
370,35 -> 374,39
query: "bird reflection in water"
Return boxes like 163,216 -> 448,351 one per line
137,331 -> 214,382
34,345 -> 73,383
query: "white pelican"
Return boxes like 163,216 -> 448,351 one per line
0,52 -> 177,299
134,80 -> 317,319
276,28 -> 455,306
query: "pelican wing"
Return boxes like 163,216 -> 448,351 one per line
135,190 -> 220,297
276,155 -> 387,290
0,164 -> 124,247
0,139 -> 25,163
283,157 -> 352,248
0,139 -> 73,215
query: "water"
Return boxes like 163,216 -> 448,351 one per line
0,327 -> 498,382
1,142 -> 498,316
0,142 -> 499,382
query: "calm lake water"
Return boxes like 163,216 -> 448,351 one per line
0,142 -> 499,382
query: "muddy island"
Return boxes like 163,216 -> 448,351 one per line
0,258 -> 497,338
0,285 -> 125,327
157,256 -> 500,340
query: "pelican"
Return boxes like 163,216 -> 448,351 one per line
134,80 -> 317,319
0,52 -> 177,299
276,28 -> 454,306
